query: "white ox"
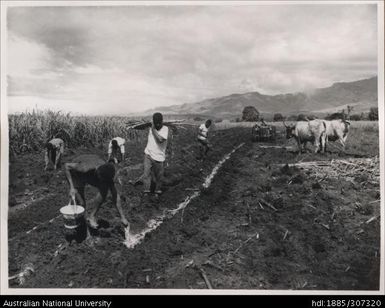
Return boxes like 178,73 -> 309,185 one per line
322,119 -> 350,150
284,119 -> 327,153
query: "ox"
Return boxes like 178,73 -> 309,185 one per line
322,119 -> 350,150
284,119 -> 327,153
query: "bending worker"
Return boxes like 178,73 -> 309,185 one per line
45,138 -> 65,170
64,154 -> 129,229
108,137 -> 125,163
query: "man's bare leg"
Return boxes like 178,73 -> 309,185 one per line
110,185 -> 129,227
88,191 -> 106,228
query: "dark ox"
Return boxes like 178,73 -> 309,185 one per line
284,119 -> 327,153
322,119 -> 350,150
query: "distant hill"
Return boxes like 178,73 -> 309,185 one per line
147,76 -> 378,119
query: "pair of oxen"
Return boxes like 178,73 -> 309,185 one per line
283,119 -> 350,153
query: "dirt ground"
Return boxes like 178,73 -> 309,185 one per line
7,126 -> 381,290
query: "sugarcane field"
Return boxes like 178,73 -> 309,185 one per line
6,114 -> 381,290
2,1 -> 384,296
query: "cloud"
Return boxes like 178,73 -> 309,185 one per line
6,4 -> 378,114
73,65 -> 123,75
7,34 -> 57,79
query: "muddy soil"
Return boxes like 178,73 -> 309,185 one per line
7,127 -> 381,290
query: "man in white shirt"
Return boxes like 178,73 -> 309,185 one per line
108,137 -> 125,163
136,113 -> 169,196
197,119 -> 212,160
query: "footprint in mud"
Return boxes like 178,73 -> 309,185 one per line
86,218 -> 130,239
291,174 -> 304,184
312,182 -> 322,189
84,235 -> 102,247
96,219 -> 110,229
313,242 -> 326,253
109,251 -> 123,265
278,164 -> 300,176
40,174 -> 51,184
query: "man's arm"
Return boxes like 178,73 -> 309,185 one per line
64,163 -> 81,200
120,144 -> 125,161
198,126 -> 207,139
107,142 -> 112,160
151,126 -> 167,144
60,141 -> 65,154
44,149 -> 49,170
54,149 -> 61,170
64,163 -> 77,187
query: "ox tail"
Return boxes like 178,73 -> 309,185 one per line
320,120 -> 328,153
322,120 -> 327,141
343,120 -> 350,137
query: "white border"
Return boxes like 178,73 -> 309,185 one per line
1,0 -> 381,7
1,0 -> 10,297
1,0 -> 384,296
377,0 -> 385,298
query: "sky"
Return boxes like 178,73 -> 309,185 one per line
5,2 -> 378,115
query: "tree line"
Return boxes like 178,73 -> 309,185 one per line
240,106 -> 379,122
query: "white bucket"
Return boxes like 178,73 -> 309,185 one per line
60,202 -> 85,230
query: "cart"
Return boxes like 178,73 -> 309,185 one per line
251,123 -> 277,142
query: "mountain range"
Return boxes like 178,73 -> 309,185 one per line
147,76 -> 378,119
